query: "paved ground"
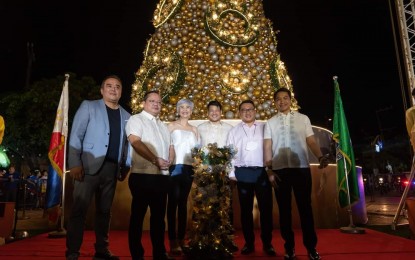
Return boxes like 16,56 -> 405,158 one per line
365,190 -> 411,226
15,208 -> 49,231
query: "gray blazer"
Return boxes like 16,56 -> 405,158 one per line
67,99 -> 131,175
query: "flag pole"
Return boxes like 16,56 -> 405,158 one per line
48,74 -> 70,238
333,76 -> 364,234
339,156 -> 365,234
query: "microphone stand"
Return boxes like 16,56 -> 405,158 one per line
18,181 -> 29,220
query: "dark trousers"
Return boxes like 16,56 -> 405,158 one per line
128,173 -> 170,259
167,166 -> 193,241
236,167 -> 273,246
66,161 -> 118,256
274,168 -> 317,252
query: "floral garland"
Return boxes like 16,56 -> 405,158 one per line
186,143 -> 237,259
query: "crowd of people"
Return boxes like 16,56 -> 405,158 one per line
64,75 -> 329,260
0,166 -> 20,203
0,165 -> 48,210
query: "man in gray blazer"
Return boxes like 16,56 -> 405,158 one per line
65,75 -> 131,260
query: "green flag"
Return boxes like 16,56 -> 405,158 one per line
332,77 -> 360,208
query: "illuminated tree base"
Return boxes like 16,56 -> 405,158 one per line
186,144 -> 236,259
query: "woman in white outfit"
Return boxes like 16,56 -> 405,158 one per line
167,99 -> 200,256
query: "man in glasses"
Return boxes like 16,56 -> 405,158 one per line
126,90 -> 174,260
226,100 -> 274,256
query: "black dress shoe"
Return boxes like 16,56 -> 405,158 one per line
93,251 -> 119,260
241,244 -> 255,255
227,241 -> 239,252
284,248 -> 296,259
263,244 -> 276,256
153,253 -> 175,260
308,250 -> 321,260
65,253 -> 79,260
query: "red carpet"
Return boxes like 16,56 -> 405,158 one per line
1,229 -> 415,259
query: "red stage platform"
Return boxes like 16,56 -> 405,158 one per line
0,229 -> 415,259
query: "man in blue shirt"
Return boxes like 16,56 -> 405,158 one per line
4,165 -> 20,202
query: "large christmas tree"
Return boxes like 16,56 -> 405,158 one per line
131,0 -> 298,121
131,1 -> 298,258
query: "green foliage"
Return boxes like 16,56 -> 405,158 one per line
0,73 -> 101,168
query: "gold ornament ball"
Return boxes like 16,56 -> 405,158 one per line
222,104 -> 230,112
197,100 -> 205,108
241,93 -> 249,100
253,89 -> 261,97
169,96 -> 178,104
195,93 -> 202,100
240,46 -> 248,55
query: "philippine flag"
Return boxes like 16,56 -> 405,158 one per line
46,74 -> 69,222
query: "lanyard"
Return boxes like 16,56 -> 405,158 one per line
242,124 -> 256,140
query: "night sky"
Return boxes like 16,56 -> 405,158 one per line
1,0 -> 405,144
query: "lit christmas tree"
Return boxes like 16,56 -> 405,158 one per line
187,144 -> 236,259
131,0 -> 298,121
131,0 -> 299,258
